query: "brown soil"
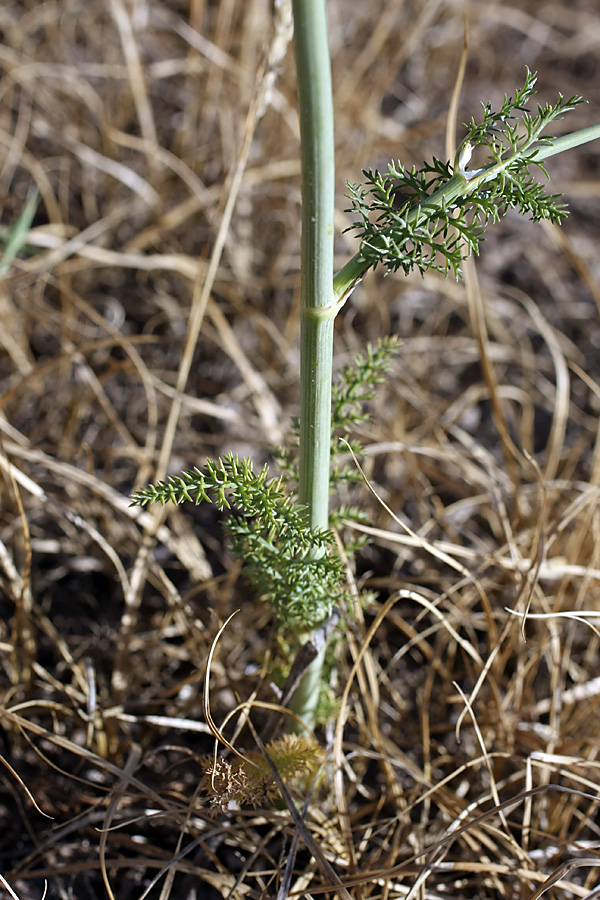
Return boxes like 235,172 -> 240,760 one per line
1,1 -> 600,898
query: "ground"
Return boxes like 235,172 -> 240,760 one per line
1,1 -> 600,898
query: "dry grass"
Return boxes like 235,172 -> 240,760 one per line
1,0 -> 600,897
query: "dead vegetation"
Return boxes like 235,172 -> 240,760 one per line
1,0 -> 600,898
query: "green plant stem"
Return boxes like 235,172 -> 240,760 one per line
533,124 -> 600,161
0,187 -> 38,280
291,0 -> 335,730
294,0 -> 335,528
332,122 -> 600,305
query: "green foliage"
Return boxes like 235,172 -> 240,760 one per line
345,69 -> 584,279
130,341 -> 399,631
272,335 -> 400,491
346,156 -> 468,278
330,335 -> 400,485
133,454 -> 291,523
131,453 -> 345,631
332,337 -> 400,434
326,336 -> 400,550
130,71 -> 594,720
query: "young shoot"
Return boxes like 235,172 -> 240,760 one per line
131,454 -> 345,631
335,68 -> 595,299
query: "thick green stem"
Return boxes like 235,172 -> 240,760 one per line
291,0 -> 335,730
299,307 -> 335,528
294,0 -> 335,527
